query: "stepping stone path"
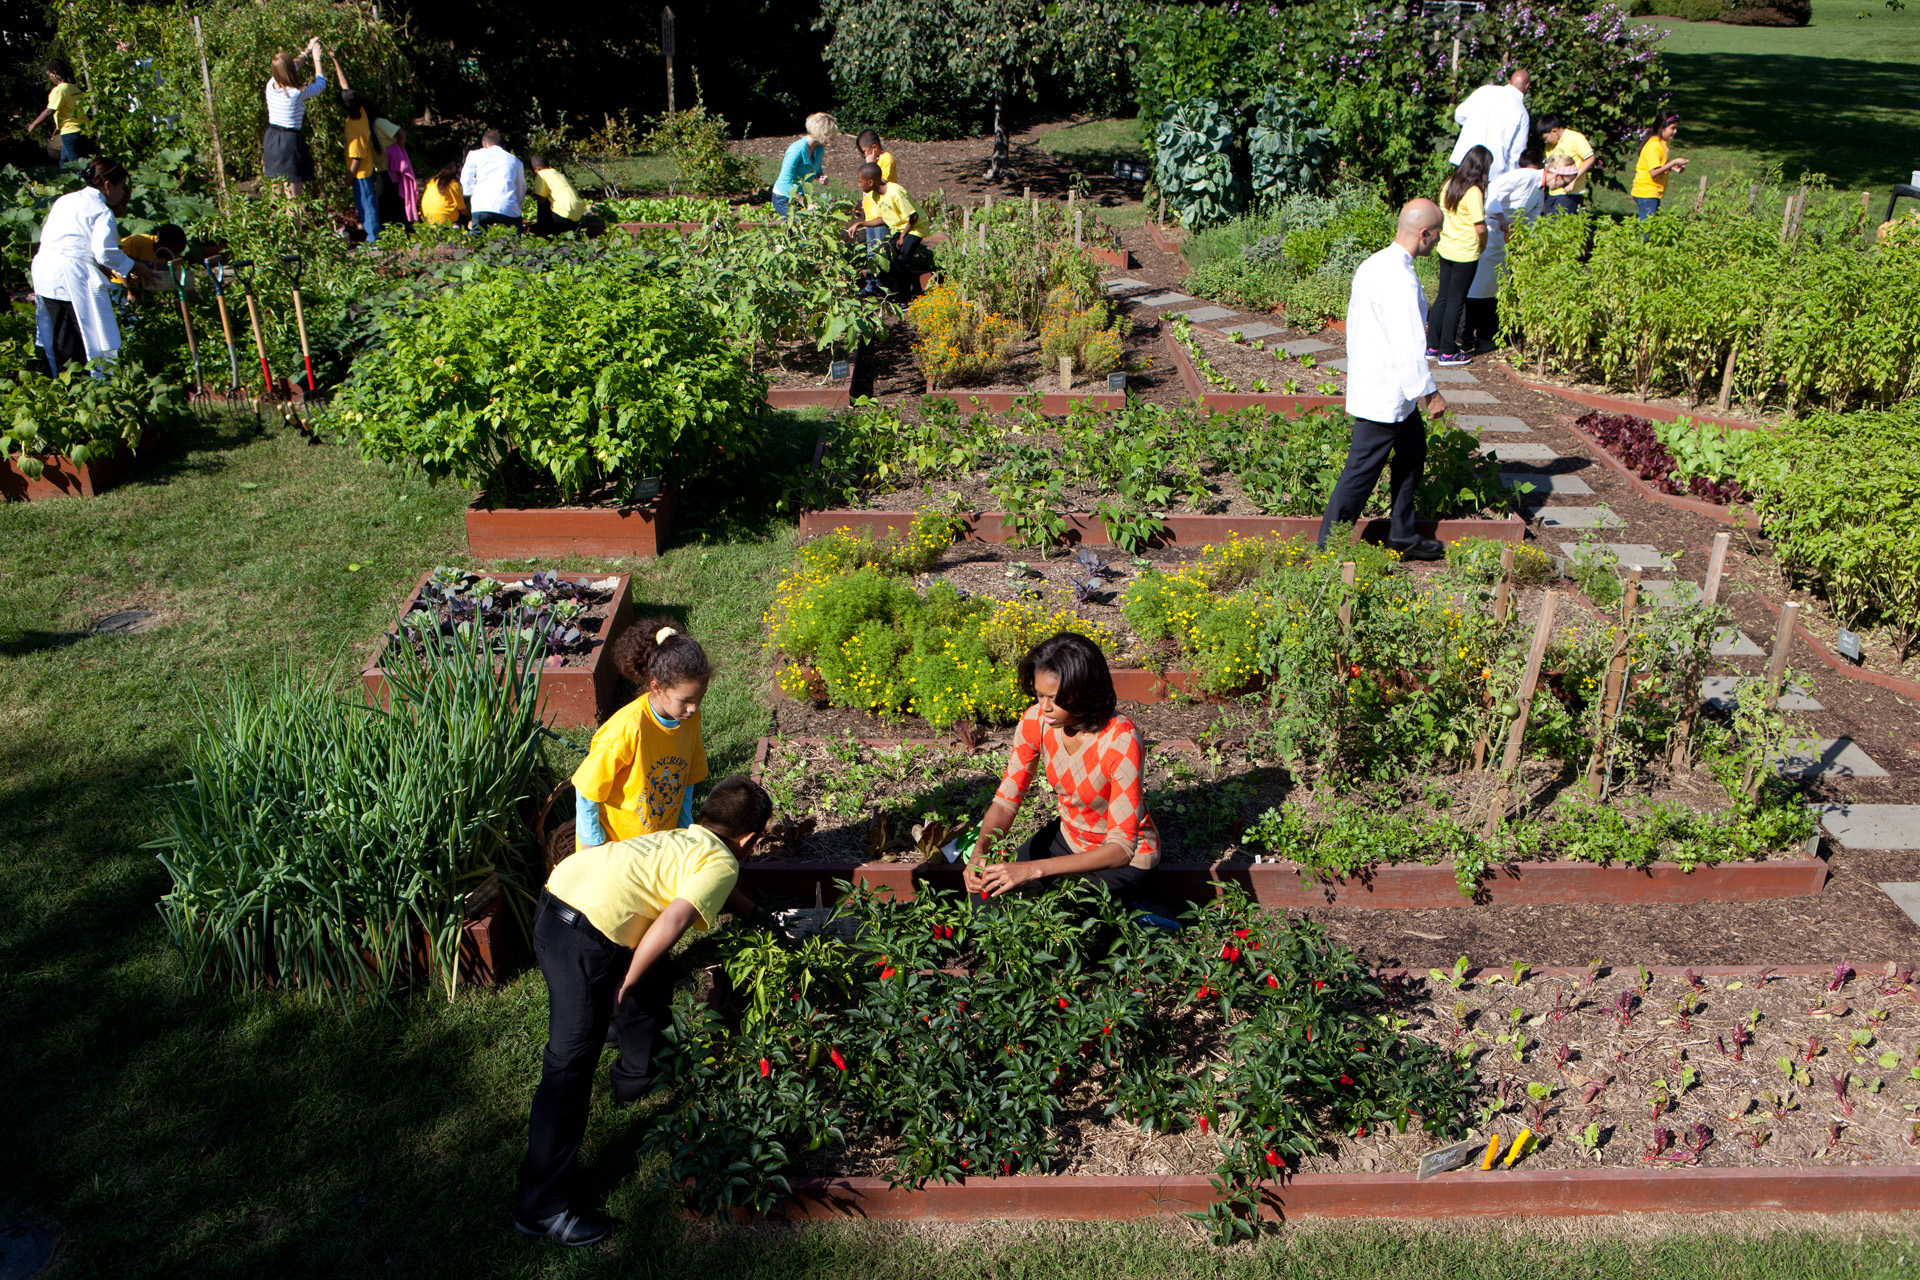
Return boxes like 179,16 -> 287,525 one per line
1711,628 -> 1766,657
1558,543 -> 1671,571
1433,368 -> 1479,383
1503,473 -> 1593,495
1174,305 -> 1237,323
1700,676 -> 1824,712
1222,322 -> 1285,341
1878,884 -> 1920,928
1457,414 -> 1530,432
1819,805 -> 1920,849
1535,507 -> 1624,530
1641,581 -> 1705,607
1105,278 -> 1154,295
1279,338 -> 1334,356
1136,290 -> 1193,306
1442,389 -> 1500,404
1773,738 -> 1890,780
1481,442 -> 1557,462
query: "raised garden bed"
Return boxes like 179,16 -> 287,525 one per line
742,736 -> 1826,908
766,348 -> 860,411
2,435 -> 152,502
1493,359 -> 1767,433
361,568 -> 634,727
464,462 -> 676,558
1161,327 -> 1345,415
1558,413 -> 1759,530
798,508 -> 1524,550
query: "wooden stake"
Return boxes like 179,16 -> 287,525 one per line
1158,193 -> 1166,225
1763,602 -> 1799,698
192,16 -> 229,210
1793,184 -> 1809,239
962,206 -> 971,236
1074,208 -> 1084,248
978,222 -> 986,252
1779,194 -> 1794,241
1492,545 -> 1516,624
1483,591 -> 1559,835
1862,189 -> 1873,237
1702,532 -> 1730,605
1694,174 -> 1708,212
1715,340 -> 1739,413
1059,355 -> 1073,393
1585,568 -> 1642,790
1337,561 -> 1357,635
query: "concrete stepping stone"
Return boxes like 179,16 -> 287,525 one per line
1280,338 -> 1334,356
1711,627 -> 1765,656
1323,357 -> 1349,372
1772,737 -> 1889,779
1536,507 -> 1624,530
1557,542 -> 1669,570
1641,580 -> 1705,607
1444,389 -> 1500,404
1700,675 -> 1824,712
1821,805 -> 1920,849
1174,305 -> 1237,323
1457,414 -> 1530,433
1137,291 -> 1194,306
1224,322 -> 1285,341
1480,442 -> 1557,461
1504,473 -> 1593,495
1105,278 -> 1153,293
1877,884 -> 1920,927
1433,368 -> 1479,383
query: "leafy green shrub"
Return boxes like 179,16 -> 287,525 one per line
339,259 -> 766,500
1038,286 -> 1129,378
938,200 -> 1105,330
1740,402 -> 1920,661
151,634 -> 548,1000
1154,98 -> 1242,230
651,882 -> 1474,1234
1185,186 -> 1394,323
598,195 -> 732,223
644,101 -> 761,196
1505,178 -> 1920,411
0,340 -> 185,473
1247,86 -> 1331,202
686,204 -> 890,364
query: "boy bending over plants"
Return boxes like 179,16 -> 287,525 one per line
846,160 -> 923,302
514,776 -> 770,1246
963,633 -> 1161,907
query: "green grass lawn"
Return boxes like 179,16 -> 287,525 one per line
1587,0 -> 1920,215
5,413 -> 1920,1276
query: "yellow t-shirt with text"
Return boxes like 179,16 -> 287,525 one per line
1633,136 -> 1669,199
1437,183 -> 1485,262
572,698 -> 708,846
532,167 -> 586,222
344,113 -> 376,180
862,182 -> 920,235
546,824 -> 739,948
420,179 -> 465,224
1545,128 -> 1594,196
49,82 -> 85,135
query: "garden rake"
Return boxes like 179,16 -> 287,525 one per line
168,258 -> 209,406
202,259 -> 245,401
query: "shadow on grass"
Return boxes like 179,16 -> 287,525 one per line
1668,53 -> 1920,189
672,409 -> 827,546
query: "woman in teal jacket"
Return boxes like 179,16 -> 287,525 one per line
772,112 -> 837,217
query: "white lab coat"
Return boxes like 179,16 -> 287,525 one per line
1449,83 -> 1530,181
32,186 -> 134,369
1469,168 -> 1547,300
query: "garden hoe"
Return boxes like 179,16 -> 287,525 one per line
229,259 -> 276,402
168,258 -> 209,406
202,258 -> 244,402
279,253 -> 317,400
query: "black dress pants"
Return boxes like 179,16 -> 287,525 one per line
1426,255 -> 1476,356
41,298 -> 86,374
1317,409 -> 1427,548
515,893 -> 674,1222
1013,817 -> 1149,900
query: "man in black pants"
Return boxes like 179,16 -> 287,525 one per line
514,776 -> 769,1247
1318,199 -> 1451,561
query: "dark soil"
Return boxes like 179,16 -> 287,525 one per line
1184,325 -> 1349,397
470,455 -> 663,512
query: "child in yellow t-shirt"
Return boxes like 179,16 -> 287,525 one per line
855,128 -> 896,185
527,153 -> 586,235
31,60 -> 89,166
1632,113 -> 1687,220
1429,144 -> 1490,366
420,161 -> 467,226
570,619 -> 710,851
846,161 -> 923,301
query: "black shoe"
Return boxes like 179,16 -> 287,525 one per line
514,1207 -> 613,1247
1391,537 -> 1446,562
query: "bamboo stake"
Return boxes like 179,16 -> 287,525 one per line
1483,591 -> 1559,836
1472,546 -> 1520,772
1779,194 -> 1794,241
1158,193 -> 1166,225
1792,184 -> 1810,239
1585,568 -> 1642,790
192,16 -> 229,210
1075,208 -> 1084,248
1862,189 -> 1873,239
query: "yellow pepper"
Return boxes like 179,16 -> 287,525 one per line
1480,1133 -> 1502,1170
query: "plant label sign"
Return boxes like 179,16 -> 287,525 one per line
1416,1138 -> 1483,1180
1837,628 -> 1863,663
1107,372 -> 1127,393
830,359 -> 850,381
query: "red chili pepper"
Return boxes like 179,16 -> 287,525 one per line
1057,996 -> 1069,1009
1313,979 -> 1325,990
1265,974 -> 1280,989
1222,944 -> 1241,962
1264,1149 -> 1282,1167
879,966 -> 896,981
1198,1114 -> 1210,1134
1348,663 -> 1362,679
1356,1125 -> 1368,1138
959,1159 -> 970,1170
1233,928 -> 1251,939
758,1057 -> 771,1078
1339,1073 -> 1354,1086
830,1047 -> 847,1071
1195,984 -> 1214,1000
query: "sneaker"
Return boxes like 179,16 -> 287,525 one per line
1436,352 -> 1473,367
1390,537 -> 1446,562
514,1207 -> 613,1247
1425,346 -> 1442,358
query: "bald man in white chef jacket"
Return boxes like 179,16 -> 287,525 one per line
1450,69 -> 1531,182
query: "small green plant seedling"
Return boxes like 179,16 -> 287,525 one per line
1430,956 -> 1470,991
1574,1122 -> 1601,1156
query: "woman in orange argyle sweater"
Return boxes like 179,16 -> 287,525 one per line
963,633 -> 1160,901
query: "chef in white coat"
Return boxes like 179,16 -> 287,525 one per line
1449,69 -> 1530,182
32,157 -> 151,375
1462,146 -> 1546,351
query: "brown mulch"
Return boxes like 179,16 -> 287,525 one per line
1185,325 -> 1348,396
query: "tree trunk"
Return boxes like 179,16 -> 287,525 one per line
986,88 -> 1010,181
